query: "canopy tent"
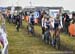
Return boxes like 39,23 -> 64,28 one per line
0,0 -> 75,12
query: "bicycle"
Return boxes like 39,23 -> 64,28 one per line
27,23 -> 35,36
44,28 -> 51,44
53,27 -> 60,49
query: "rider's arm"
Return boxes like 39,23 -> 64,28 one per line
60,16 -> 63,28
44,22 -> 47,29
42,18 -> 44,27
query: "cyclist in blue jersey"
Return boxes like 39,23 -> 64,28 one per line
44,17 -> 51,44
28,13 -> 35,35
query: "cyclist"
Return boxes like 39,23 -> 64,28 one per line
28,13 -> 35,35
41,15 -> 46,40
53,14 -> 61,49
16,14 -> 21,32
44,17 -> 51,44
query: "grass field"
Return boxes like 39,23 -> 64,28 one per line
6,21 -> 75,54
23,21 -> 75,51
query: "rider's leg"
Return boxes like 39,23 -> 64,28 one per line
16,25 -> 19,32
52,29 -> 56,47
17,24 -> 20,32
47,32 -> 50,44
31,24 -> 35,36
56,36 -> 60,49
42,27 -> 45,40
44,31 -> 46,42
49,31 -> 52,45
56,31 -> 60,49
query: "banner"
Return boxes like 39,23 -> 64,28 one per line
49,9 -> 59,18
34,11 -> 39,18
11,6 -> 15,14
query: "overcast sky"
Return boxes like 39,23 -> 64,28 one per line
0,0 -> 75,11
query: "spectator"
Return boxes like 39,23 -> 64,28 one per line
72,12 -> 75,22
63,13 -> 70,34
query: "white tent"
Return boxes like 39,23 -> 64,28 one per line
0,0 -> 75,12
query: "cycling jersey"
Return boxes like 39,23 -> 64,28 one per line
29,15 -> 34,25
49,18 -> 54,28
54,18 -> 60,30
41,18 -> 46,28
46,20 -> 50,29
